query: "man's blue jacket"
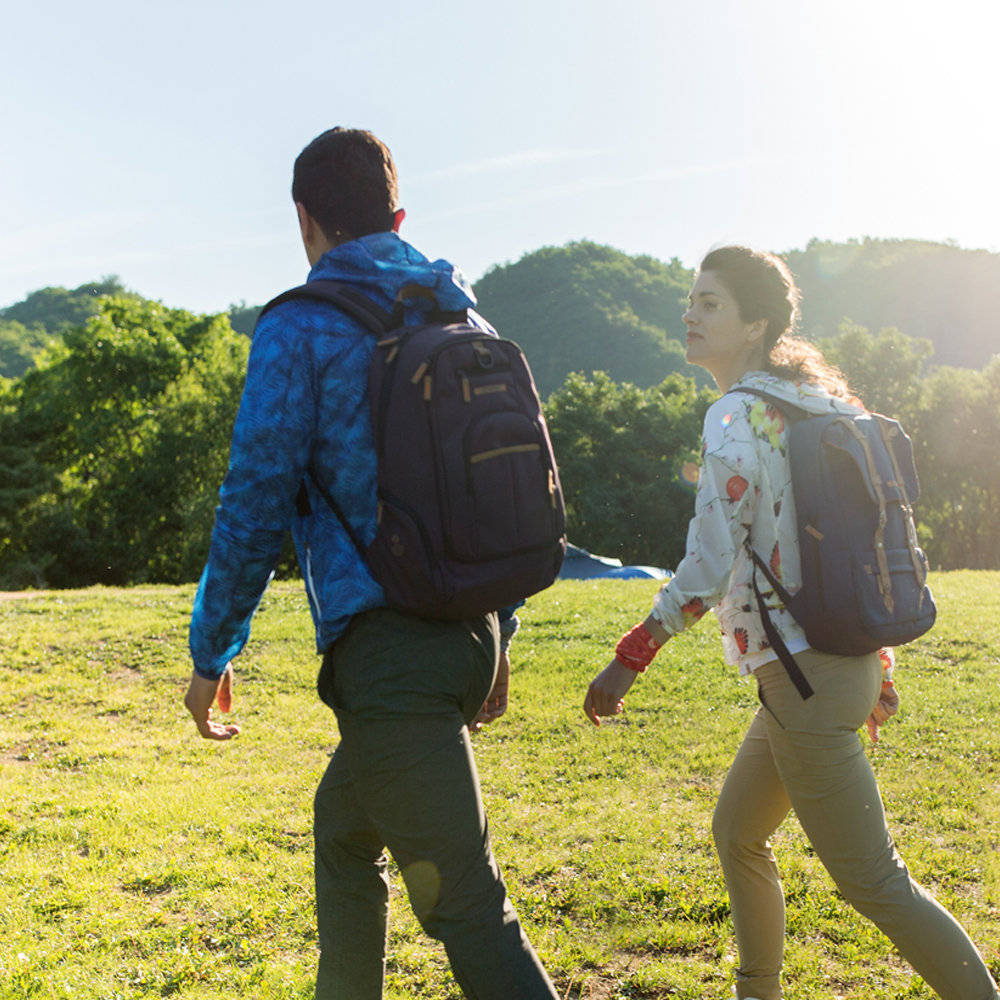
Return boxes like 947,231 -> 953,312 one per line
189,233 -> 490,679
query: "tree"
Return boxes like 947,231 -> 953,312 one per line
544,372 -> 715,568
0,320 -> 55,380
907,362 -> 1000,569
0,296 -> 248,588
0,277 -> 137,379
0,276 -> 129,330
819,321 -> 933,423
816,321 -> 1000,568
227,301 -> 261,337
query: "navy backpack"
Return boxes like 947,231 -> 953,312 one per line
259,280 -> 566,620
737,388 -> 936,699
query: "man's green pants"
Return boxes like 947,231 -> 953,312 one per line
313,608 -> 558,1000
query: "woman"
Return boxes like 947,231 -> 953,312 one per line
584,246 -> 999,1000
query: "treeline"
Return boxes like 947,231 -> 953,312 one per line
8,238 -> 999,389
0,298 -> 248,587
1,240 -> 998,587
788,239 -> 1000,369
225,238 -> 1000,391
473,237 -> 1000,395
544,333 -> 1000,571
0,277 -> 134,381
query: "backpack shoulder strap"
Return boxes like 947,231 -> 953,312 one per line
727,386 -> 816,698
725,385 -> 809,421
259,280 -> 471,334
257,279 -> 394,335
751,569 -> 816,699
257,280 -> 391,559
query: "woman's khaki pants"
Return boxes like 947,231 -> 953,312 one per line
712,648 -> 999,1000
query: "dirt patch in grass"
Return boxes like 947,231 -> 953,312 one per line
1,738 -> 68,763
104,665 -> 144,683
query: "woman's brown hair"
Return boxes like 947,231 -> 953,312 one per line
698,245 -> 852,398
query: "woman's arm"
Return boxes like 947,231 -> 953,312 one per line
584,397 -> 759,724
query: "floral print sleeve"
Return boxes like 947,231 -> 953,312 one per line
647,373 -> 853,670
652,397 -> 760,636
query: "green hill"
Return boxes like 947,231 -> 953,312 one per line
0,276 -> 128,331
473,241 -> 697,398
4,238 -> 999,386
225,242 -> 701,398
0,277 -> 135,380
472,238 -> 1000,393
789,238 -> 1000,369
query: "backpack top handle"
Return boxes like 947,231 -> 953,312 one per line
390,283 -> 469,329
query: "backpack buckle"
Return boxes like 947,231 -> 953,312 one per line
473,342 -> 494,369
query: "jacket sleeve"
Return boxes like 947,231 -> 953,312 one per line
651,399 -> 759,636
189,308 -> 317,678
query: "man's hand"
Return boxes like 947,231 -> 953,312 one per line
866,682 -> 900,744
184,664 -> 241,741
471,651 -> 510,731
584,657 -> 640,726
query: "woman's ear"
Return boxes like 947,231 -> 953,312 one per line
747,319 -> 768,345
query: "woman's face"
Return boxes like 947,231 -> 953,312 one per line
682,269 -> 764,389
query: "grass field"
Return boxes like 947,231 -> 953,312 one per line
1,573 -> 998,999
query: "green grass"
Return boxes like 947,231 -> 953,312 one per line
1,573 -> 998,999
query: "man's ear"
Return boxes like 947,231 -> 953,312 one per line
296,201 -> 315,242
392,208 -> 405,233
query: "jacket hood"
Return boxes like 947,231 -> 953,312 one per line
730,370 -> 863,417
307,232 -> 478,315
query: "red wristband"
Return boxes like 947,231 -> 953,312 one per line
878,647 -> 895,685
615,622 -> 664,673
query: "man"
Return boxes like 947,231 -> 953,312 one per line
184,128 -> 558,1000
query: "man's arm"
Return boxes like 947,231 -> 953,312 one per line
186,307 -> 318,730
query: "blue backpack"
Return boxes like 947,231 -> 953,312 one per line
259,280 -> 566,620
737,388 -> 936,699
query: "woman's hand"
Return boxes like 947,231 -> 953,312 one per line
866,682 -> 900,744
584,658 -> 640,726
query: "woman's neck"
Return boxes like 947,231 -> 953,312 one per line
714,359 -> 765,393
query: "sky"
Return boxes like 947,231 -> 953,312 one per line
2,0 -> 998,315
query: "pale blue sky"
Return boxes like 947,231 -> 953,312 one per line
2,0 -> 997,313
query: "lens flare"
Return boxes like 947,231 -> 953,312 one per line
679,461 -> 700,488
673,449 -> 702,493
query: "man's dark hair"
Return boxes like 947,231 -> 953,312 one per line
292,128 -> 399,241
